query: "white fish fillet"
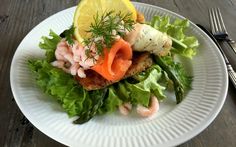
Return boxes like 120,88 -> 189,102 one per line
125,23 -> 172,56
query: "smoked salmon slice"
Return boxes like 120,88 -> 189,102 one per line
91,38 -> 132,82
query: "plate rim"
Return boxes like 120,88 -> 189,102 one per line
134,2 -> 228,146
10,2 -> 228,147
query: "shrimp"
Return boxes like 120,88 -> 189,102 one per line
136,96 -> 159,117
55,39 -> 74,64
51,60 -> 70,73
52,39 -> 99,78
119,102 -> 132,115
71,40 -> 84,62
79,46 -> 97,69
70,62 -> 80,75
70,63 -> 86,78
79,57 -> 95,69
77,67 -> 86,78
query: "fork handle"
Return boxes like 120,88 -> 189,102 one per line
227,64 -> 236,88
227,41 -> 236,55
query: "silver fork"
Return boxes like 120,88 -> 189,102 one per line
208,8 -> 236,88
209,8 -> 236,54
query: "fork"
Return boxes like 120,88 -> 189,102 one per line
208,8 -> 236,88
209,8 -> 236,54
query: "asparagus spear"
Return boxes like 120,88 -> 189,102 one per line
73,88 -> 108,124
153,55 -> 192,104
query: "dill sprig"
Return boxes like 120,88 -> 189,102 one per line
83,11 -> 135,58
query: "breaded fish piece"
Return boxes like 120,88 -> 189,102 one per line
76,52 -> 153,90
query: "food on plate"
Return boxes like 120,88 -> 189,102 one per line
136,95 -> 159,117
28,0 -> 199,124
119,102 -> 132,115
73,0 -> 137,42
136,11 -> 145,23
91,38 -> 133,82
124,23 -> 172,56
76,52 -> 153,90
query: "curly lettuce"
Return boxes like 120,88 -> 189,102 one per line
29,30 -> 107,123
28,59 -> 87,116
99,65 -> 167,114
125,65 -> 166,106
39,30 -> 61,62
150,15 -> 199,58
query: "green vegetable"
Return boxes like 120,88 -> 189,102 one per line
153,55 -> 192,104
97,65 -> 167,114
60,25 -> 75,45
150,15 -> 199,58
28,59 -> 110,122
100,65 -> 167,110
39,30 -> 61,62
28,59 -> 86,116
73,88 -> 108,124
98,87 -> 122,114
125,65 -> 166,106
171,37 -> 187,50
31,30 -> 114,123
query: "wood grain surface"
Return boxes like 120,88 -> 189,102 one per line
1,0 -> 236,147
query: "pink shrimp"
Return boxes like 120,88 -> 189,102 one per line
77,67 -> 86,78
79,58 -> 95,69
136,96 -> 159,117
55,40 -> 67,60
79,46 -> 97,69
55,39 -> 74,64
70,62 -> 80,75
70,62 -> 86,78
51,60 -> 70,73
52,39 -> 100,78
119,102 -> 132,115
71,40 -> 83,62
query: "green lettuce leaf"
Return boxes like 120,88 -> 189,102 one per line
28,59 -> 86,116
99,65 -> 167,112
30,30 -> 110,123
150,15 -> 199,58
97,65 -> 167,114
98,87 -> 122,114
28,59 -> 111,119
73,89 -> 108,124
39,30 -> 61,62
125,65 -> 166,107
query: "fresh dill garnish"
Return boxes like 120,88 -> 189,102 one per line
60,25 -> 75,45
83,11 -> 135,58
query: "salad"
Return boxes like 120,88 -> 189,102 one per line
28,0 -> 199,124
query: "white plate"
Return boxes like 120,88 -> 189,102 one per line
10,2 -> 228,147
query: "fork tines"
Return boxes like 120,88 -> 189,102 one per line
209,8 -> 228,38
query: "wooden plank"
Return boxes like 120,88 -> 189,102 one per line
0,0 -> 76,146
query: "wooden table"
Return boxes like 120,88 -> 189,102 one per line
1,0 -> 236,146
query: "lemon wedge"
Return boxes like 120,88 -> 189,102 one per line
73,0 -> 137,43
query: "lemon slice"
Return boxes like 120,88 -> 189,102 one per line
73,0 -> 137,43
